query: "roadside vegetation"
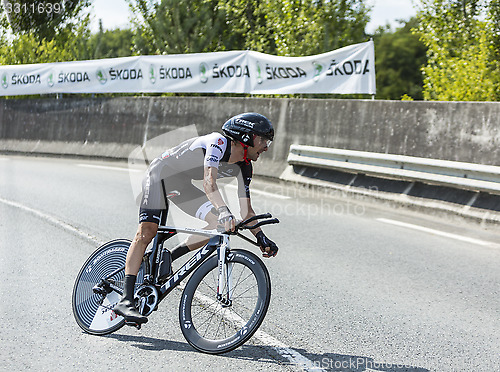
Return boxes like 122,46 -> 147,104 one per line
0,0 -> 498,101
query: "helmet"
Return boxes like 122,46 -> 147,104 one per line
222,113 -> 274,147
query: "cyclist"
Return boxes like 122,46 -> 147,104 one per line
113,112 -> 279,324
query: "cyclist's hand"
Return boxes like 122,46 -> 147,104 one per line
218,206 -> 235,232
256,231 -> 278,258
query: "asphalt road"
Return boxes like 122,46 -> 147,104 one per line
1,155 -> 499,372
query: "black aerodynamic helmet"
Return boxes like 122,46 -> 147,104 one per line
222,112 -> 274,147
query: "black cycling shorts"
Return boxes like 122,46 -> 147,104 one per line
138,172 -> 216,224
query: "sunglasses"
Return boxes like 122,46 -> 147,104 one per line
256,135 -> 273,148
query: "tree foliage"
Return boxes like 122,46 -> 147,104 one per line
88,22 -> 134,59
373,18 -> 427,100
129,0 -> 370,56
130,0 -> 225,55
0,18 -> 92,65
0,0 -> 93,64
416,0 -> 500,101
1,0 -> 91,41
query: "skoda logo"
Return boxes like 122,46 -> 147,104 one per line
149,64 -> 156,84
96,68 -> 108,85
256,61 -> 263,84
199,62 -> 209,83
1,73 -> 8,89
312,61 -> 323,82
47,71 -> 55,87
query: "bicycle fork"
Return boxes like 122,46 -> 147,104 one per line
217,235 -> 233,308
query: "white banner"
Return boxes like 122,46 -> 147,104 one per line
0,41 -> 375,96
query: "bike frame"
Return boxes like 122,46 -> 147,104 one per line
154,225 -> 228,302
99,212 -> 232,307
96,202 -> 277,317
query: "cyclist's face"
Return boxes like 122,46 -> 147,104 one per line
247,135 -> 271,161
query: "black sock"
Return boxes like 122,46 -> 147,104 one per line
171,244 -> 190,261
122,274 -> 137,302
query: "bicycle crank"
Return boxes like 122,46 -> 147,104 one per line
134,285 -> 159,316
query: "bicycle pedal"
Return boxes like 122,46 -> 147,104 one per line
124,321 -> 142,330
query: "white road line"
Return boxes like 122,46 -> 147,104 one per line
377,218 -> 494,247
225,184 -> 292,200
0,197 -> 102,245
0,196 -> 321,371
77,163 -> 143,173
180,284 -> 325,372
253,331 -> 325,371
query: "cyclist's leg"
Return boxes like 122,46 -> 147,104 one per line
169,185 -> 218,259
126,221 -> 158,275
114,172 -> 165,323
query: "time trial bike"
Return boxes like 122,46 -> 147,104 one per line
72,206 -> 279,354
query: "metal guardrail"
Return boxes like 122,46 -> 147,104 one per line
287,145 -> 500,195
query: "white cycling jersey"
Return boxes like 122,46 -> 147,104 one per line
139,132 -> 252,223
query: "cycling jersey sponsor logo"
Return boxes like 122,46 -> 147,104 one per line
218,138 -> 224,146
210,143 -> 223,152
206,155 -> 219,163
143,175 -> 151,206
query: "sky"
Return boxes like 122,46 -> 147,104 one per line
90,0 -> 417,35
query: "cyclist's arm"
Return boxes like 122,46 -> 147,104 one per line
240,197 -> 278,257
203,166 -> 226,209
239,197 -> 262,236
204,166 -> 236,231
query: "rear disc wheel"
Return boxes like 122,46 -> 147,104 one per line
72,239 -> 144,335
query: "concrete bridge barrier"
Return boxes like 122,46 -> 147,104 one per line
1,96 -> 499,224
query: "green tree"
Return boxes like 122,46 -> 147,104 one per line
1,0 -> 91,41
88,21 -> 134,59
129,0 -> 371,56
0,0 -> 94,64
0,20 -> 92,65
416,0 -> 499,101
130,0 -> 225,54
217,0 -> 274,52
373,18 -> 427,100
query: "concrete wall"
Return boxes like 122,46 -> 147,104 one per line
1,97 -> 500,178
